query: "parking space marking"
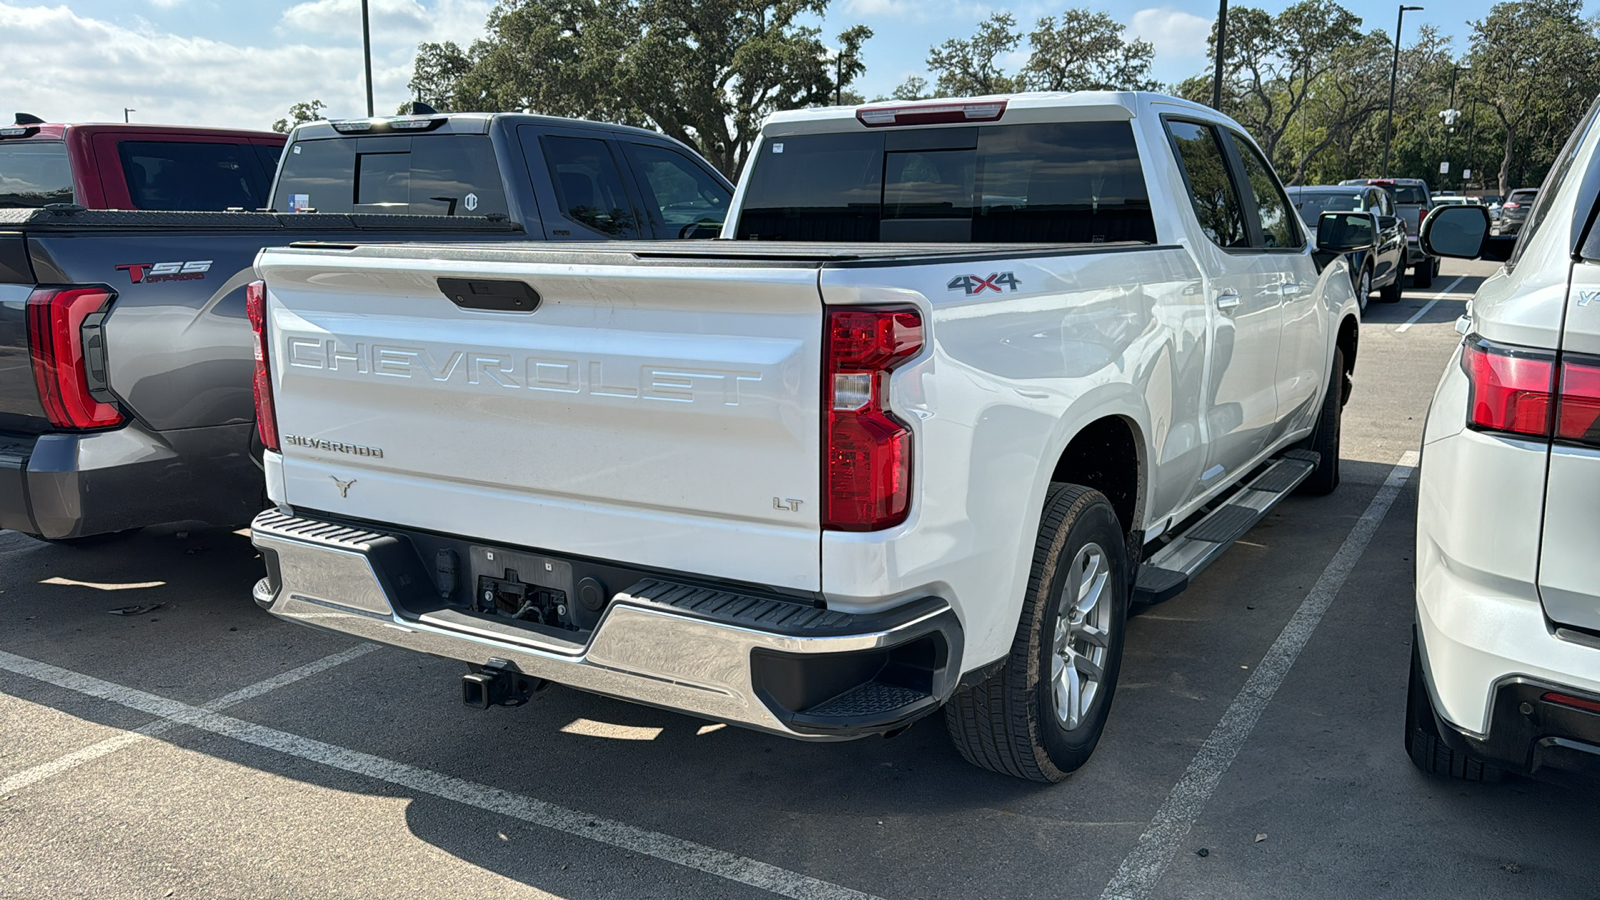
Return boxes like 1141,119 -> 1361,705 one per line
1395,275 -> 1468,333
1099,451 -> 1420,900
0,648 -> 882,900
0,644 -> 375,797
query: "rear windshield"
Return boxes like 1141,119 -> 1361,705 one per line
0,141 -> 73,208
1386,184 -> 1428,204
272,134 -> 507,217
118,141 -> 277,211
736,121 -> 1155,244
1508,190 -> 1539,203
1289,190 -> 1368,217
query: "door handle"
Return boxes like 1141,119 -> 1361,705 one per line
1280,282 -> 1302,296
1216,290 -> 1242,313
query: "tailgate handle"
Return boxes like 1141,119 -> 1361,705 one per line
437,278 -> 541,313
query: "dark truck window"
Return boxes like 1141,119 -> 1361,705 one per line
272,135 -> 508,216
540,135 -> 639,237
622,142 -> 729,237
1166,120 -> 1248,248
117,141 -> 273,211
736,121 -> 1156,244
1290,190 -> 1370,217
1228,133 -> 1302,249
0,141 -> 73,208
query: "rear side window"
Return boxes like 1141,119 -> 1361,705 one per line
0,141 -> 73,208
621,142 -> 730,238
117,141 -> 272,211
272,135 -> 508,216
540,135 -> 639,237
1227,133 -> 1302,249
735,121 -> 1155,244
1166,121 -> 1247,249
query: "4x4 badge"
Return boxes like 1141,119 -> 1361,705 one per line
948,272 -> 1020,295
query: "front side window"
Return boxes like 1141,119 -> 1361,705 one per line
0,141 -> 73,208
735,121 -> 1155,244
1227,133 -> 1302,249
1166,120 -> 1247,249
117,140 -> 272,211
540,135 -> 638,237
622,142 -> 729,238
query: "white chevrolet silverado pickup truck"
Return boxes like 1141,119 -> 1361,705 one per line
247,92 -> 1368,782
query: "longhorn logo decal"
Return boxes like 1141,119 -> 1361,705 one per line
330,476 -> 357,498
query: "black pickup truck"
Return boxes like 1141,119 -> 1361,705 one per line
0,112 -> 733,541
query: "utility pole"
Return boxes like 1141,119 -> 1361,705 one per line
1440,64 -> 1462,189
1381,4 -> 1424,178
836,53 -> 843,106
123,108 -> 135,123
361,0 -> 375,117
1464,95 -> 1478,193
1211,0 -> 1228,112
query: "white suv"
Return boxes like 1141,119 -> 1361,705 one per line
1412,98 -> 1600,781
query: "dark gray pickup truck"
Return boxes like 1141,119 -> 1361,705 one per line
0,112 -> 733,541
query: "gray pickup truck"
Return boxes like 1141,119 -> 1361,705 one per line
0,112 -> 732,542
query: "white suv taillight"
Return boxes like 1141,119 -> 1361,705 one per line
823,306 -> 923,531
245,280 -> 280,451
1461,335 -> 1600,445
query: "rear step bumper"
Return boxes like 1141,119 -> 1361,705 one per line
250,510 -> 963,740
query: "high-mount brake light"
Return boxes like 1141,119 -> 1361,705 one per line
389,117 -> 434,130
1503,202 -> 1521,210
0,126 -> 38,139
823,306 -> 923,531
856,100 -> 1007,128
246,280 -> 280,452
26,287 -> 123,430
330,120 -> 375,133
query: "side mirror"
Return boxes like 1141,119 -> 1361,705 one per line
1420,205 -> 1491,259
1317,211 -> 1375,253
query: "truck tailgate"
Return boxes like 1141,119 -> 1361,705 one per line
259,247 -> 825,592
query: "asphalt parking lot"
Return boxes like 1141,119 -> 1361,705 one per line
3,257 -> 1595,900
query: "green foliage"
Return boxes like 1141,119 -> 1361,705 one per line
924,9 -> 1156,98
926,12 -> 1025,96
271,99 -> 327,134
406,0 -> 872,177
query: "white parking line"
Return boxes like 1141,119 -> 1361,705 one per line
0,648 -> 882,900
1395,275 -> 1468,333
1099,451 -> 1420,900
0,643 -> 375,796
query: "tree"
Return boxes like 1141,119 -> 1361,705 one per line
272,99 -> 327,133
408,41 -> 474,113
1022,10 -> 1157,92
405,1 -> 873,178
1465,0 -> 1600,191
926,12 -> 1025,96
887,75 -> 931,101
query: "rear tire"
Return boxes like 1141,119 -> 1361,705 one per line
1295,349 -> 1343,495
944,484 -> 1129,783
39,529 -> 140,548
1413,260 -> 1434,289
1378,272 -> 1402,303
1405,640 -> 1500,782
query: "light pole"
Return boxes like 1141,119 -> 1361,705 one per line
1381,4 -> 1423,178
1464,95 -> 1478,193
361,0 -> 374,117
1211,0 -> 1229,112
123,108 -> 135,123
1439,64 -> 1463,189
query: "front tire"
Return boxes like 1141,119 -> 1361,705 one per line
1296,348 -> 1343,495
1355,266 -> 1371,311
944,484 -> 1129,782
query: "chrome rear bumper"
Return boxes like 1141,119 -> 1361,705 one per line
250,510 -> 961,739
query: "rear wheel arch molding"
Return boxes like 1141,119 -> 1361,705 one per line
1044,413 -> 1147,539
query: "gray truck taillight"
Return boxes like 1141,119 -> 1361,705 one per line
246,280 -> 280,452
823,306 -> 923,531
25,286 -> 124,430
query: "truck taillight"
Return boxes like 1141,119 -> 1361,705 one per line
824,306 -> 923,531
26,286 -> 124,430
246,280 -> 280,452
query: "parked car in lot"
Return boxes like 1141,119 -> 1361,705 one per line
1287,184 -> 1406,304
1411,97 -> 1600,782
0,111 -> 732,542
1493,188 -> 1539,236
0,114 -> 283,210
1341,176 -> 1439,287
247,92 -> 1367,782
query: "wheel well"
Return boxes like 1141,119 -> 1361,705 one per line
1336,315 -> 1359,405
1049,417 -> 1142,535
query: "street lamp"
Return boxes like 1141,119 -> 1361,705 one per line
123,108 -> 135,123
1381,4 -> 1423,178
1440,63 -> 1465,190
1211,0 -> 1229,112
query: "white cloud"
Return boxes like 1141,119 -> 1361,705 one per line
0,1 -> 491,130
279,0 -> 489,46
1128,6 -> 1212,62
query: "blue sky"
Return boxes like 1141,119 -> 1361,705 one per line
0,0 -> 1570,131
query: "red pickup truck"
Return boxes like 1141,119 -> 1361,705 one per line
0,115 -> 284,211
